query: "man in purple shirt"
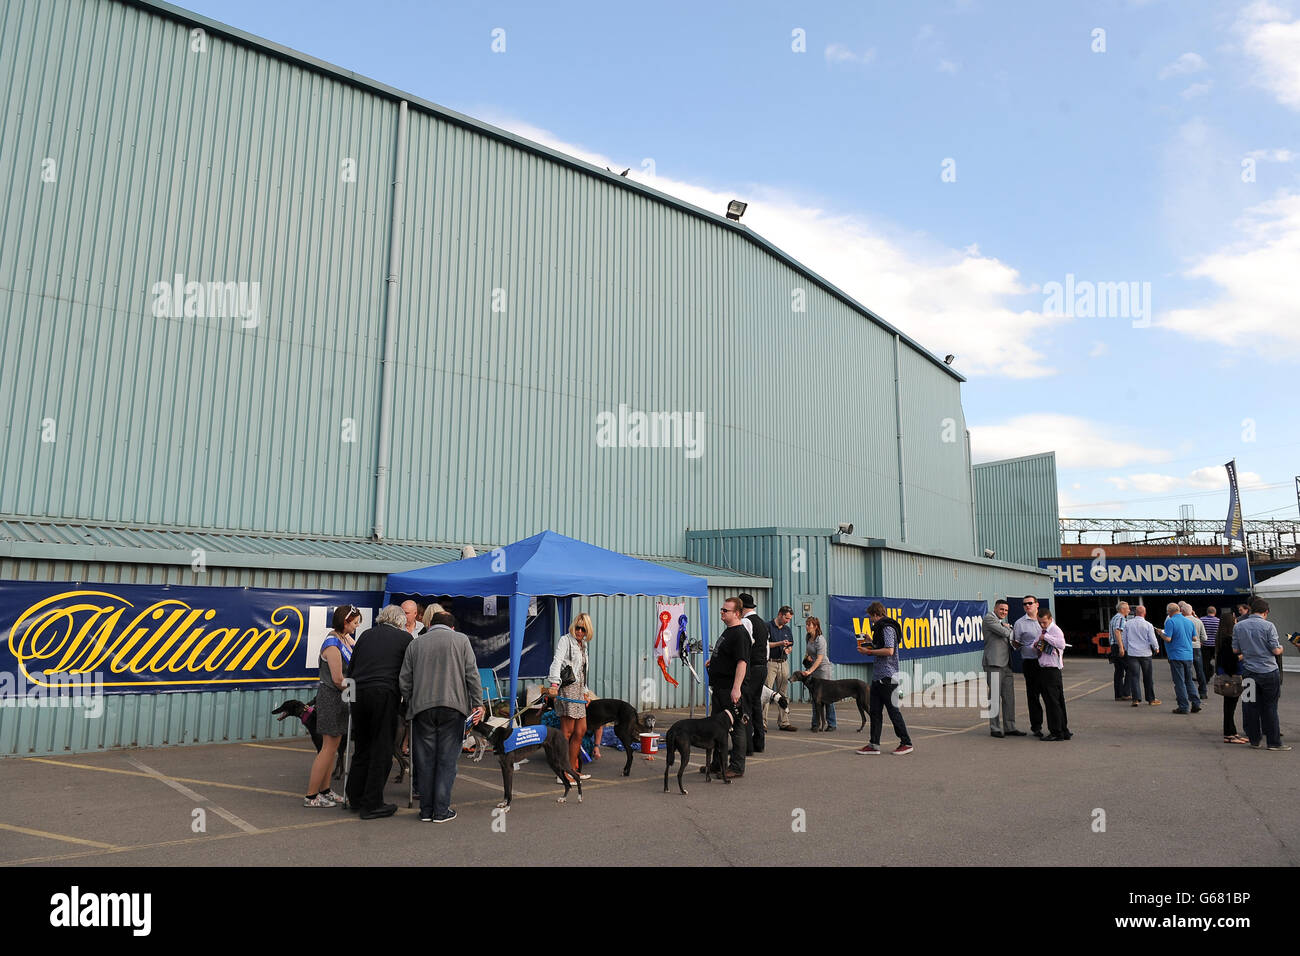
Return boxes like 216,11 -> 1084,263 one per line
1012,595 -> 1047,737
1034,608 -> 1071,742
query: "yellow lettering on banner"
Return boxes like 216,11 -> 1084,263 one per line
160,609 -> 208,672
852,618 -> 873,639
8,589 -> 308,688
200,629 -> 242,672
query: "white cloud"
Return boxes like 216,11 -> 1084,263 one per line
1159,52 -> 1208,79
1181,81 -> 1212,98
1107,468 -> 1264,493
1058,488 -> 1126,516
825,43 -> 876,66
1237,1 -> 1300,109
1158,192 -> 1300,356
970,414 -> 1172,468
477,115 -> 1064,378
937,59 -> 960,74
1088,340 -> 1110,357
1246,147 -> 1296,161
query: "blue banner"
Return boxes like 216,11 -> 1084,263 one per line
827,595 -> 989,664
1224,461 -> 1246,544
1038,557 -> 1250,596
1,582 -> 552,696
503,725 -> 547,752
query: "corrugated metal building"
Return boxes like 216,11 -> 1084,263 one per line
973,453 -> 1060,567
1,0 -> 1054,755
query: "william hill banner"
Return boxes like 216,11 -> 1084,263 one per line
2,583 -> 378,695
827,595 -> 988,665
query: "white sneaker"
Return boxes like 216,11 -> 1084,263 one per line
303,793 -> 336,808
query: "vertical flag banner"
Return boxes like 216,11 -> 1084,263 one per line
655,601 -> 685,686
1224,460 -> 1245,544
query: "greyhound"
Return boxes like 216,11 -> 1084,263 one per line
788,672 -> 870,732
662,705 -> 745,795
477,722 -> 583,811
585,698 -> 656,776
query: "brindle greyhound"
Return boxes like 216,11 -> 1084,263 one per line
788,672 -> 870,732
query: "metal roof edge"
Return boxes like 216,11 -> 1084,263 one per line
686,527 -> 835,539
831,535 -> 1054,576
972,451 -> 1058,469
0,540 -> 429,575
124,0 -> 965,384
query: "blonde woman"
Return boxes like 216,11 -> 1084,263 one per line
548,613 -> 595,781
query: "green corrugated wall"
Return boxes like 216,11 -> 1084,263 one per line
1,0 -> 974,560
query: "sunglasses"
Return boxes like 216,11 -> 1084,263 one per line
574,625 -> 587,633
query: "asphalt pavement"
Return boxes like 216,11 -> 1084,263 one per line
2,659 -> 1295,867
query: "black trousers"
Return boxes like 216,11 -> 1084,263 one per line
868,678 -> 911,746
1039,666 -> 1069,737
1223,692 -> 1241,738
345,683 -> 399,811
1110,655 -> 1128,697
708,685 -> 746,774
1021,659 -> 1045,733
744,664 -> 767,754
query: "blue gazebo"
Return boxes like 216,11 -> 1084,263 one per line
384,531 -> 711,717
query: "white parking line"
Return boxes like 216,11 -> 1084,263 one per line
125,757 -> 260,834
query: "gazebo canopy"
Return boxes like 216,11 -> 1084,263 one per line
384,531 -> 711,717
384,530 -> 708,600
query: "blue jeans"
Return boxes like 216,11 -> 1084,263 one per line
1191,653 -> 1207,697
1127,656 -> 1155,702
412,706 -> 465,820
812,702 -> 837,730
1242,669 -> 1282,748
1168,659 -> 1200,711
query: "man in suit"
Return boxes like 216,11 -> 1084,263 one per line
982,600 -> 1025,738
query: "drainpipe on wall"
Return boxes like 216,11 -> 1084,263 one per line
893,334 -> 908,543
373,99 -> 408,541
965,428 -> 978,557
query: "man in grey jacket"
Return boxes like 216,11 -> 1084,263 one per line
399,611 -> 484,823
982,600 -> 1024,737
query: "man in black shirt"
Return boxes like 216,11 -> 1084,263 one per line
344,604 -> 413,818
705,595 -> 751,777
740,593 -> 770,755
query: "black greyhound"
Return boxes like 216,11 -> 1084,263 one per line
788,672 -> 870,732
662,705 -> 745,795
478,722 -> 583,811
272,698 -> 347,780
585,698 -> 656,776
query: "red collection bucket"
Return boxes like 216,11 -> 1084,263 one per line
638,732 -> 659,754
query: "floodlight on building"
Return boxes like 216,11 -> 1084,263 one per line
726,200 -> 748,221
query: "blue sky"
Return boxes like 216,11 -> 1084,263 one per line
186,0 -> 1300,528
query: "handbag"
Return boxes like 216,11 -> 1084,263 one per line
1212,674 -> 1242,698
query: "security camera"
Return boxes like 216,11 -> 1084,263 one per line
983,548 -> 996,558
837,522 -> 854,535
